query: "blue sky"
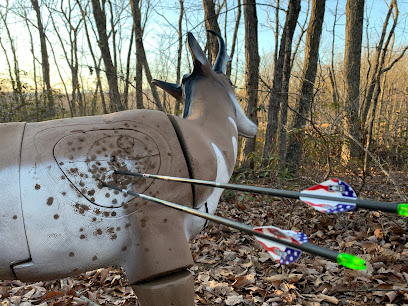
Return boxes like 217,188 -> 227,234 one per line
0,0 -> 407,89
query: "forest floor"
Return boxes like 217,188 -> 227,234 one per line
1,168 -> 408,305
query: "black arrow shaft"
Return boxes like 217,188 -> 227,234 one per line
114,170 -> 400,213
103,183 -> 339,262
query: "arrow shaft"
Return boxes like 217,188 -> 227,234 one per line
355,201 -> 399,213
114,171 -> 399,212
104,183 -> 339,262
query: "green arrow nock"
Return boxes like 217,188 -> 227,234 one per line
337,253 -> 366,270
398,204 -> 408,217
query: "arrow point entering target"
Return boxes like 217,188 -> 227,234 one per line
337,253 -> 366,270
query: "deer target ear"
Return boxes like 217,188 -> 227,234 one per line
207,30 -> 231,74
187,32 -> 211,70
152,79 -> 183,102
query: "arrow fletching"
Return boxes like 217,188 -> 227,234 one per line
253,226 -> 308,264
337,253 -> 366,270
102,182 -> 365,269
114,171 -> 403,216
300,179 -> 358,213
398,204 -> 408,216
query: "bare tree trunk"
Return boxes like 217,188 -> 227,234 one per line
76,0 -> 108,114
31,0 -> 55,117
47,0 -> 83,117
130,0 -> 164,111
142,48 -> 165,111
360,0 -> 399,124
278,0 -> 301,170
362,1 -> 407,171
96,59 -> 107,114
174,0 -> 184,114
23,14 -> 39,120
91,0 -> 125,112
107,0 -> 118,70
241,0 -> 260,169
0,20 -> 18,111
131,0 -> 144,110
341,0 -> 365,162
286,0 -> 326,174
226,0 -> 241,77
272,0 -> 280,70
290,0 -> 310,70
135,28 -> 144,110
203,0 -> 221,65
262,0 -> 301,166
0,12 -> 26,111
329,0 -> 340,117
124,24 -> 135,109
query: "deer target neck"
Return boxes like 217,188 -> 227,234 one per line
182,77 -> 237,132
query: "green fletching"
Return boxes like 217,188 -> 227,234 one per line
337,253 -> 366,270
398,204 -> 408,217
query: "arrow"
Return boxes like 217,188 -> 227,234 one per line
102,182 -> 366,270
114,170 -> 408,216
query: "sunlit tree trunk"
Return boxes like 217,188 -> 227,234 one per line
203,0 -> 221,65
286,0 -> 325,174
341,0 -> 364,162
174,0 -> 184,115
262,0 -> 300,167
124,24 -> 135,110
241,0 -> 260,169
47,0 -> 83,117
91,0 -> 125,112
76,0 -> 107,115
278,0 -> 301,170
129,0 -> 144,110
361,0 -> 407,171
23,14 -> 39,120
31,0 -> 55,117
226,0 -> 241,78
130,0 -> 164,111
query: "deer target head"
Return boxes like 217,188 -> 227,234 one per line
153,31 -> 258,138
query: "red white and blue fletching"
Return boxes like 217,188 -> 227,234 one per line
300,179 -> 357,213
253,226 -> 308,265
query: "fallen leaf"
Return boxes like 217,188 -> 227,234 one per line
386,291 -> 398,302
225,294 -> 245,305
263,274 -> 303,283
232,274 -> 255,288
317,293 -> 339,304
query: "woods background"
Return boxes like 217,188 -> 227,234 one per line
1,0 -> 408,180
1,1 -> 408,305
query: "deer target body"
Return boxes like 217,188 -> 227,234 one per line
0,31 -> 257,285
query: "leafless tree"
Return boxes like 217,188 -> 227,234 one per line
341,0 -> 364,162
203,0 -> 221,64
47,0 -> 84,116
91,0 -> 125,112
130,0 -> 164,111
262,0 -> 301,167
22,6 -> 40,120
286,0 -> 326,173
76,0 -> 108,115
174,0 -> 184,114
360,0 -> 408,171
225,0 -> 241,78
0,4 -> 26,113
241,0 -> 260,169
31,0 -> 55,117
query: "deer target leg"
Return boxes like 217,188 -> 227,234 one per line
131,269 -> 195,306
